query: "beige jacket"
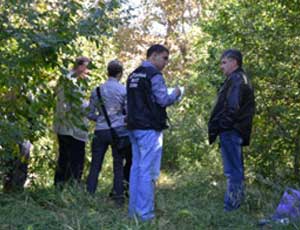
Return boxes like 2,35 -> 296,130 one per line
53,71 -> 89,142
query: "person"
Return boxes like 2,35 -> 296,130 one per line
53,56 -> 91,187
3,93 -> 33,192
126,44 -> 181,221
208,49 -> 255,211
3,140 -> 31,192
86,60 -> 132,206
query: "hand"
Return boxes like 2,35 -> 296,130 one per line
174,86 -> 181,97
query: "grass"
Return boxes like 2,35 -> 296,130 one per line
0,161 -> 300,229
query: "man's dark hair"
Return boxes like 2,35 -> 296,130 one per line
107,60 -> 123,77
221,49 -> 243,67
146,44 -> 169,58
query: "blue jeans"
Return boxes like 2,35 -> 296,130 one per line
128,130 -> 163,221
220,130 -> 244,211
86,130 -> 125,198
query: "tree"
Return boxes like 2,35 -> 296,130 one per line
115,0 -> 213,168
194,0 -> 300,182
0,0 -> 122,187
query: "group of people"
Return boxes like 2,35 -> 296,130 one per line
8,44 -> 255,221
53,44 -> 182,221
53,56 -> 132,207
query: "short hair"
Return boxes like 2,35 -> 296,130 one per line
221,49 -> 243,67
107,60 -> 123,77
74,56 -> 91,68
146,44 -> 169,58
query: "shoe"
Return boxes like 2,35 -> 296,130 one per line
108,190 -> 115,198
108,190 -> 125,208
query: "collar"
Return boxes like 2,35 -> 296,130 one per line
226,67 -> 244,79
108,77 -> 119,82
232,67 -> 244,74
142,60 -> 158,70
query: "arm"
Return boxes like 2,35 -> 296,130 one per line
87,90 -> 99,122
151,74 -> 179,107
122,86 -> 127,115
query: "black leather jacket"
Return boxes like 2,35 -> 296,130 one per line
208,68 -> 255,146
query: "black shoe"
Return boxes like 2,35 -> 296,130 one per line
124,190 -> 129,198
109,190 -> 125,207
108,190 -> 115,198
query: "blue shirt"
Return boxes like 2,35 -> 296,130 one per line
88,77 -> 128,136
142,61 -> 178,106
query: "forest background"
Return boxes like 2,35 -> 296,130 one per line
0,0 -> 300,229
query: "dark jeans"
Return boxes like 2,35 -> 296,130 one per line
120,144 -> 132,191
86,130 -> 132,198
220,130 -> 244,211
54,135 -> 85,187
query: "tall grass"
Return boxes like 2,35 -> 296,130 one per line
1,160 -> 299,230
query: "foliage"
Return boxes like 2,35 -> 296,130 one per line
0,0 -> 300,218
113,0 -> 300,184
0,0 -> 300,228
114,0 -> 212,169
192,0 -> 300,182
0,0 -> 122,180
0,164 -> 299,229
115,0 -> 202,75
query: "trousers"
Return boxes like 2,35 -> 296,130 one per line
86,130 -> 131,198
220,130 -> 244,211
54,135 -> 85,187
128,130 -> 163,221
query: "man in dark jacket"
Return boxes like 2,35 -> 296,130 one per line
208,49 -> 255,211
127,44 -> 181,221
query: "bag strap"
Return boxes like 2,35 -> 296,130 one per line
96,86 -> 114,134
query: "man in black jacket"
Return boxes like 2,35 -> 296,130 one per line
127,44 -> 181,221
208,49 -> 255,211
